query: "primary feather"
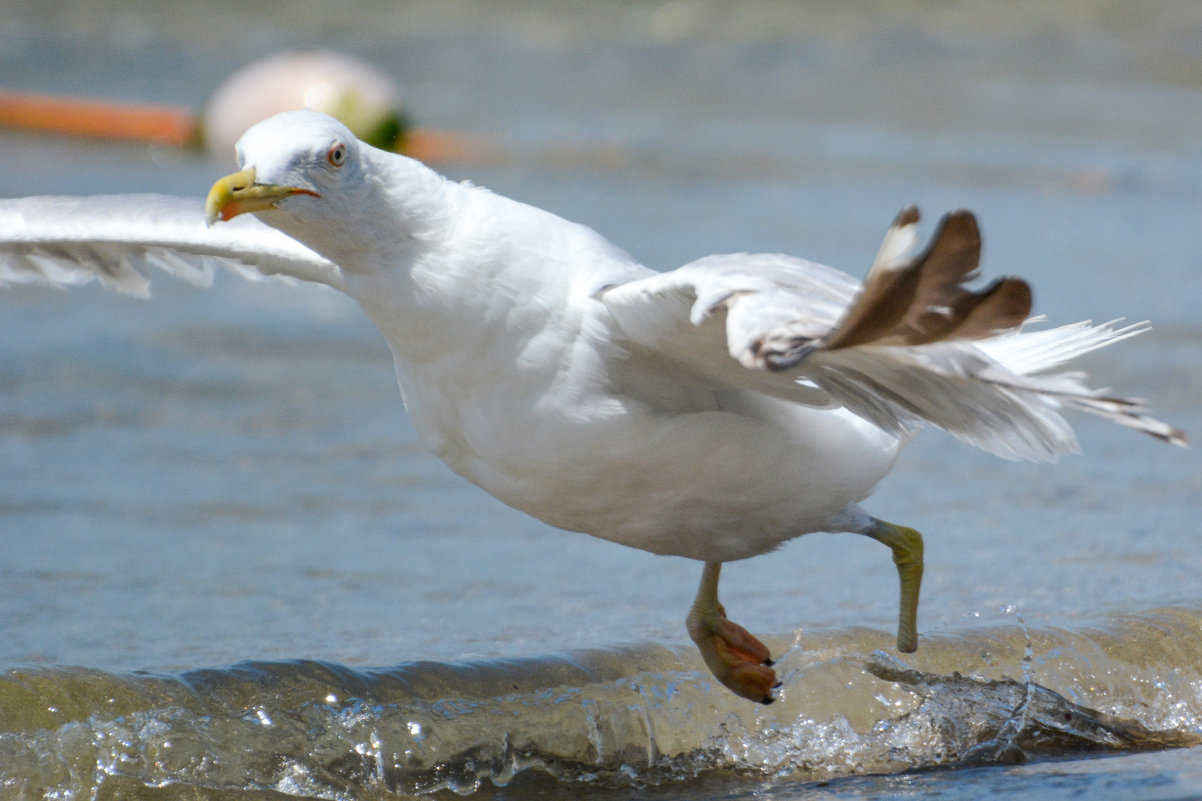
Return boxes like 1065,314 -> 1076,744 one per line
0,193 -> 343,296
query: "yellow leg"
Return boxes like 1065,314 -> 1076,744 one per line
686,562 -> 779,704
863,520 -> 924,653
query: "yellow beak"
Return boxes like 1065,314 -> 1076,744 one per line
204,168 -> 319,226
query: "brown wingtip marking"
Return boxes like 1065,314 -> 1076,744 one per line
894,204 -> 921,227
953,276 -> 1033,339
898,275 -> 1034,345
822,208 -> 1030,351
921,210 -> 981,289
1147,423 -> 1189,447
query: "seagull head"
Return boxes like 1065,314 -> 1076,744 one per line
205,109 -> 452,269
205,110 -> 368,231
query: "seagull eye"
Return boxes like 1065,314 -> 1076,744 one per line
326,143 -> 347,167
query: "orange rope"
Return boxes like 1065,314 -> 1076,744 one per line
400,128 -> 496,164
0,89 -> 198,146
0,88 -> 500,164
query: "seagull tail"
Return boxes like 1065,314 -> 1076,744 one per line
977,319 -> 1188,448
803,208 -> 1186,457
806,318 -> 1185,462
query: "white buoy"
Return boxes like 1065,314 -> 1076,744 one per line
202,50 -> 407,159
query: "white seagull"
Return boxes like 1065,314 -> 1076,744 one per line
0,110 -> 1185,703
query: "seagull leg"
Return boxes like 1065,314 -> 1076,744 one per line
861,519 -> 924,653
686,561 -> 779,704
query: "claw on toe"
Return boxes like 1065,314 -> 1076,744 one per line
689,613 -> 779,704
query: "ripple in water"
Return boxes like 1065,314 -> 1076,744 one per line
1,607 -> 1200,799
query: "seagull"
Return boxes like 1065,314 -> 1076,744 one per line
0,110 -> 1185,703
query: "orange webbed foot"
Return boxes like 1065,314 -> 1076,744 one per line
687,564 -> 780,703
693,615 -> 779,704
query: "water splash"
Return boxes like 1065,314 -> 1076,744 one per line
2,607 -> 1200,799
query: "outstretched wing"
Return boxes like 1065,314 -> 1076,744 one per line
598,207 -> 1184,460
0,194 -> 344,297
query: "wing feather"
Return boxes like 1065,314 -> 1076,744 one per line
598,207 -> 1184,459
598,253 -> 851,408
0,194 -> 344,297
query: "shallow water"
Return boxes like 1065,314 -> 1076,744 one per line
4,609 -> 1202,798
2,2 -> 1202,799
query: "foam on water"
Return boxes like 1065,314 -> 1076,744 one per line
2,607 -> 1200,799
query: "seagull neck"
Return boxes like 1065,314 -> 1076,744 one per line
287,151 -> 456,272
372,153 -> 459,243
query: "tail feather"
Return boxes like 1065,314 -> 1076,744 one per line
1060,393 -> 1188,446
815,346 -> 1082,461
977,318 -> 1148,375
977,319 -> 1187,448
810,320 -> 1186,460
